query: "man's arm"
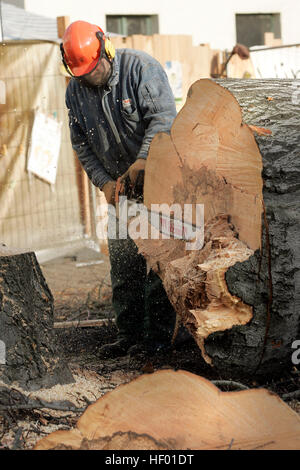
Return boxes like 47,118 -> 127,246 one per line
137,62 -> 177,160
66,95 -> 113,191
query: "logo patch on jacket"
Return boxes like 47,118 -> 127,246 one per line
123,99 -> 132,108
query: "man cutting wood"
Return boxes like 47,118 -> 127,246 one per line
61,21 -> 178,358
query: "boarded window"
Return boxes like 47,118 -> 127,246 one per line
106,15 -> 159,36
236,13 -> 281,48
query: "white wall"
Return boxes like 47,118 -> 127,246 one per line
24,0 -> 300,50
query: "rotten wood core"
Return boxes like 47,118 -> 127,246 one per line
34,370 -> 300,450
167,216 -> 253,364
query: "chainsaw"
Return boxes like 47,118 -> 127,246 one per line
115,170 -> 202,244
115,170 -> 145,205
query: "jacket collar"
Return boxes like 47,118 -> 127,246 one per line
108,53 -> 120,87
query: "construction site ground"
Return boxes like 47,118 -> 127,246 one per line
0,247 -> 299,450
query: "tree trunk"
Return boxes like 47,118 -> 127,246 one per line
0,247 -> 74,391
135,79 -> 300,379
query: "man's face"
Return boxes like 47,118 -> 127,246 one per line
78,57 -> 112,87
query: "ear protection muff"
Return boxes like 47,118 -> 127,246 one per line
96,31 -> 115,62
104,37 -> 116,61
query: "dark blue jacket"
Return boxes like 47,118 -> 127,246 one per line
66,48 -> 177,190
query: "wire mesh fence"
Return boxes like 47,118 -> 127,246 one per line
0,40 -> 84,252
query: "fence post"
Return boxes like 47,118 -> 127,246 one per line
56,16 -> 94,240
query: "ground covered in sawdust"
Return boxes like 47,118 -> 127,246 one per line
0,248 -> 299,450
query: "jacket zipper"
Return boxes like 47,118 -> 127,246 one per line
101,87 -> 127,156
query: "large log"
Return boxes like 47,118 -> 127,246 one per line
0,247 -> 74,391
35,370 -> 300,450
135,79 -> 300,378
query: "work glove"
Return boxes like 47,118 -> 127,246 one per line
121,159 -> 146,186
102,180 -> 117,206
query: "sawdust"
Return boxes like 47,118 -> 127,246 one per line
0,367 -> 141,408
289,401 -> 300,415
0,366 -> 142,450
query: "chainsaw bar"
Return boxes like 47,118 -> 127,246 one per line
145,210 -> 200,242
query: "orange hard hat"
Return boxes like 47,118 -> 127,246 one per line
62,21 -> 105,77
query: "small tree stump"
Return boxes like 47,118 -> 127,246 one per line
0,247 -> 74,391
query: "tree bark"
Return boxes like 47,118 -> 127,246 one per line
207,79 -> 300,377
135,79 -> 300,379
0,246 -> 74,391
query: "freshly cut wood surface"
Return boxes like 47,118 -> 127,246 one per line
144,79 -> 263,251
35,370 -> 300,450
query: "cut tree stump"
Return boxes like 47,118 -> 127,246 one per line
0,246 -> 74,391
34,370 -> 300,450
135,79 -> 300,378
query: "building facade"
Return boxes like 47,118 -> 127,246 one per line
2,0 -> 300,50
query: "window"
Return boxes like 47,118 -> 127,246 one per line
2,0 -> 25,7
236,13 -> 281,48
106,15 -> 159,36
